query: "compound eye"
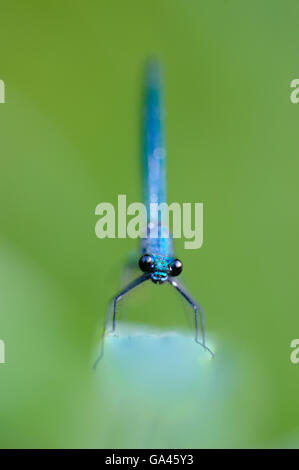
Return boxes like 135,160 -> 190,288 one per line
139,254 -> 153,272
169,258 -> 183,276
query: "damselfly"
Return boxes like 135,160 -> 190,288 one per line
98,61 -> 213,361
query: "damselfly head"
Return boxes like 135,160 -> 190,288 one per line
151,272 -> 168,284
138,254 -> 183,283
138,254 -> 153,273
168,258 -> 183,277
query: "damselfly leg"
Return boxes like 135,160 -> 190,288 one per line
112,274 -> 150,331
168,277 -> 214,358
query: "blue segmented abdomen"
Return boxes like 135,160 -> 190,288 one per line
141,61 -> 173,258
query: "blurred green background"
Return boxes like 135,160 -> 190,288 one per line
0,0 -> 299,448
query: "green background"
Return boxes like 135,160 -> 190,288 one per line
0,0 -> 299,448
